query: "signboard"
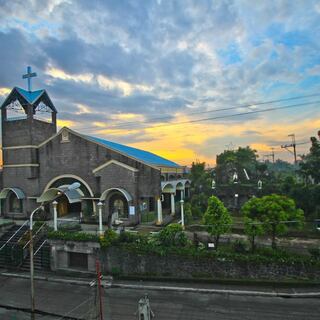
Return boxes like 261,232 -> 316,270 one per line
129,206 -> 135,216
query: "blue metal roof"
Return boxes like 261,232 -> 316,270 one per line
87,135 -> 180,168
16,87 -> 44,104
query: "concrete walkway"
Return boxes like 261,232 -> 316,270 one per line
1,270 -> 319,298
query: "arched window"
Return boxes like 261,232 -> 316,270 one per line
109,193 -> 128,219
8,191 -> 23,213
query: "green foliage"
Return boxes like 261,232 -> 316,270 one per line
299,132 -> 320,183
215,146 -> 258,184
184,203 -> 193,225
308,248 -> 320,260
189,162 -> 212,196
232,240 -> 249,254
241,197 -> 266,252
100,229 -> 119,248
158,223 -> 188,247
202,196 -> 232,248
190,193 -> 208,216
242,194 -> 305,249
48,230 -> 99,242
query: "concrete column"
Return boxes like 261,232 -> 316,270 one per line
52,201 -> 58,231
180,190 -> 184,200
170,193 -> 175,215
97,202 -> 104,237
156,197 -> 162,225
180,199 -> 185,229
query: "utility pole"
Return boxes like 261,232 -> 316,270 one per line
271,147 -> 275,163
281,134 -> 297,164
263,148 -> 275,163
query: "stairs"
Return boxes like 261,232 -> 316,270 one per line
0,224 -> 29,268
20,237 -> 51,272
0,223 -> 51,271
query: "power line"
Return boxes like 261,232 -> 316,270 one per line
71,93 -> 320,132
78,100 -> 320,134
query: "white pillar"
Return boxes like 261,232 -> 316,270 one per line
52,201 -> 58,231
180,199 -> 185,229
170,193 -> 175,215
180,190 -> 184,200
97,202 -> 104,237
157,197 -> 162,225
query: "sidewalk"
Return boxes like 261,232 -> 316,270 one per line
1,269 -> 319,298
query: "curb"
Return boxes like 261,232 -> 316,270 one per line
1,271 -> 320,298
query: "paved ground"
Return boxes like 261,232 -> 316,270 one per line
0,275 -> 319,320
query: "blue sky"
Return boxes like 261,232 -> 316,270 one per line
0,0 -> 319,165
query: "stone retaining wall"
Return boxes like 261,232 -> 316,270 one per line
99,247 -> 320,280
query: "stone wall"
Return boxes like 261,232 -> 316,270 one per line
50,239 -> 100,273
99,247 -> 320,280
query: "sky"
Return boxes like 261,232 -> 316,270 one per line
0,0 -> 319,166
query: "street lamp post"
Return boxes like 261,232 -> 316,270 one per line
52,200 -> 58,231
29,182 -> 81,319
180,199 -> 185,230
97,201 -> 104,237
29,205 -> 43,320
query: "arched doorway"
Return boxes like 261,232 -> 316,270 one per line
0,187 -> 25,216
42,176 -> 94,219
100,188 -> 132,226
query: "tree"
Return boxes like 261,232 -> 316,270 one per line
202,196 -> 232,249
241,197 -> 266,252
243,194 -> 304,249
300,131 -> 320,184
189,161 -> 212,195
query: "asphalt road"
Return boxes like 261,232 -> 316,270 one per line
0,276 -> 319,320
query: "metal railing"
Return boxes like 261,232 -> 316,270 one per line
0,220 -> 29,251
23,222 -> 46,250
34,239 -> 47,256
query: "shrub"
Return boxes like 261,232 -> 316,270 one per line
184,203 -> 193,225
308,248 -> 320,260
232,240 -> 249,254
158,223 -> 188,247
48,230 -> 99,242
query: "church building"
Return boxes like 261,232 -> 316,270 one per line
0,69 -> 190,226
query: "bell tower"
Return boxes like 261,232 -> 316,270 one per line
0,67 -> 58,214
1,66 -> 57,149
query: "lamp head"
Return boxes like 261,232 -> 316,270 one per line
68,182 -> 81,190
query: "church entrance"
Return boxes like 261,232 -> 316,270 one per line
42,176 -> 94,221
57,195 -> 82,217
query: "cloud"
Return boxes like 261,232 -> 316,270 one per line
0,0 -> 320,165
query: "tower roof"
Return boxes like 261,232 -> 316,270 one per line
1,87 -> 57,113
16,87 -> 45,104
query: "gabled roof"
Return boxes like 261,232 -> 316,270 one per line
86,135 -> 180,168
16,87 -> 44,104
1,87 -> 57,112
39,127 -> 181,169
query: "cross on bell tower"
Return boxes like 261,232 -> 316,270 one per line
22,66 -> 37,92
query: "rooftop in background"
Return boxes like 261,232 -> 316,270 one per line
86,135 -> 180,168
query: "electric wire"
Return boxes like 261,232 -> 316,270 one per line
76,100 -> 320,134
71,93 -> 320,132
